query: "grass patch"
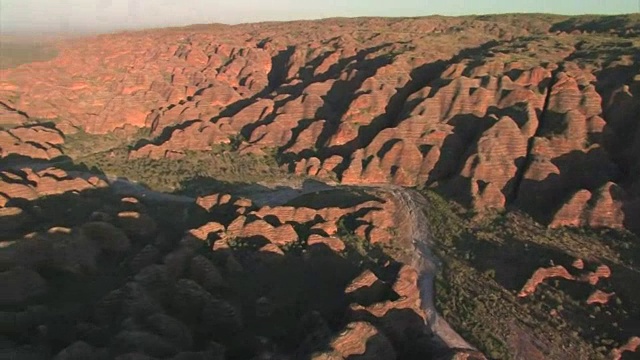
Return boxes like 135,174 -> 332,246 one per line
70,147 -> 297,195
61,127 -> 151,158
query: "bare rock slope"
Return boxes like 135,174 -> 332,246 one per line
3,15 -> 639,232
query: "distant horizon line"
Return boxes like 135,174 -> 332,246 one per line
2,11 -> 638,38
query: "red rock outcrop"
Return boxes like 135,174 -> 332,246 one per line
188,221 -> 225,241
344,264 -> 431,354
579,264 -> 611,286
586,290 -> 615,305
233,220 -> 298,246
519,262 -> 613,297
2,16 -> 638,232
307,234 -> 346,252
517,265 -> 575,297
187,189 -> 399,250
550,182 -> 626,229
0,125 -> 64,160
194,192 -> 238,211
610,336 -> 640,360
0,167 -> 107,203
319,321 -> 397,360
350,265 -> 425,319
0,102 -> 28,125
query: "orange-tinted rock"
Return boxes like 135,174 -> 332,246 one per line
595,264 -> 611,278
328,321 -> 396,360
354,224 -> 369,240
551,183 -> 626,229
252,206 -> 323,224
0,103 -> 28,125
307,234 -> 346,252
233,198 -> 253,208
1,16 -> 638,235
345,270 -> 381,295
549,190 -> 591,228
194,192 -> 247,212
212,239 -> 230,252
368,227 -> 392,245
350,265 -> 424,319
514,64 -> 627,228
310,221 -> 339,237
258,243 -> 285,256
610,336 -> 640,360
345,265 -> 427,355
195,194 -> 221,211
226,216 -> 246,234
517,266 -> 574,297
0,168 -> 106,202
229,219 -> 298,246
460,116 -> 529,211
579,264 -> 611,285
0,126 -> 64,160
586,290 -> 614,305
48,227 -> 72,234
439,350 -> 488,360
188,221 -> 225,241
586,182 -> 625,229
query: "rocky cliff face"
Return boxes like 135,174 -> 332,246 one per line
1,16 -> 639,229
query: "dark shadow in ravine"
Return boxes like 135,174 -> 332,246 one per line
424,113 -> 499,208
595,59 -> 640,235
513,147 -> 621,224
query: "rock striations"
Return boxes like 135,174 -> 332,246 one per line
1,14 -> 640,360
2,15 -> 638,233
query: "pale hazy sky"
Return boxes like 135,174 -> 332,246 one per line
1,0 -> 638,34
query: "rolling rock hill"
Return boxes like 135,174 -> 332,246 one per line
1,14 -> 640,231
0,174 -> 454,359
1,13 -> 640,360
